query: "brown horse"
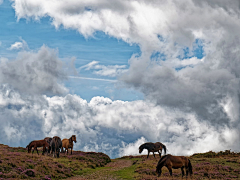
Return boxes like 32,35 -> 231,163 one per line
139,142 -> 166,158
61,135 -> 77,155
156,154 -> 193,178
26,140 -> 49,156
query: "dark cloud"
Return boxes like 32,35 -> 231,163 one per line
0,45 -> 67,95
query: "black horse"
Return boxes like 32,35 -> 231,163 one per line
50,136 -> 62,158
44,137 -> 52,153
139,142 -> 166,158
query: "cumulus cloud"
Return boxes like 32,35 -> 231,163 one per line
79,61 -> 127,77
7,0 -> 240,157
0,87 -> 237,158
8,38 -> 28,50
0,45 -> 68,95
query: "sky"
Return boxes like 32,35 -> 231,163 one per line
0,0 -> 240,158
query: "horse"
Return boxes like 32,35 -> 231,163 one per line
26,140 -> 49,156
44,137 -> 52,153
139,142 -> 166,158
50,136 -> 62,158
156,154 -> 193,178
61,135 -> 77,155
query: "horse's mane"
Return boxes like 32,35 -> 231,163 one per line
156,154 -> 169,172
69,136 -> 73,143
26,140 -> 34,148
139,143 -> 146,150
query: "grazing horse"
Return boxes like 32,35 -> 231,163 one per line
26,140 -> 49,156
44,137 -> 52,153
156,154 -> 193,178
50,136 -> 62,158
139,142 -> 166,158
61,135 -> 77,155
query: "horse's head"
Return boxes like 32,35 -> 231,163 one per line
72,135 -> 77,143
26,141 -> 33,153
139,144 -> 144,154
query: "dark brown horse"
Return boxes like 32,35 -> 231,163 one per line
139,142 -> 166,158
26,140 -> 49,156
50,136 -> 62,158
61,135 -> 77,155
44,137 -> 52,153
156,154 -> 193,178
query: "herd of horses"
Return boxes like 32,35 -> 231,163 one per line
139,142 -> 193,178
26,138 -> 191,178
26,135 -> 77,158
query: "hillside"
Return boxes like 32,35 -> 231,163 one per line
1,144 -> 240,179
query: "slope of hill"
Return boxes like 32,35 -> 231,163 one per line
1,143 -> 240,180
0,144 -> 110,179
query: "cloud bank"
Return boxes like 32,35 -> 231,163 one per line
0,45 -> 67,95
4,0 -> 240,157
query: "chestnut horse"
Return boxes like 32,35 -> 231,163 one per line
61,135 -> 77,155
50,136 -> 62,158
26,140 -> 49,156
156,154 -> 193,178
139,142 -> 166,158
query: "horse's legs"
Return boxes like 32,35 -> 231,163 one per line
57,149 -> 60,158
42,146 -> 45,155
157,167 -> 162,177
147,151 -> 150,158
36,147 -> 39,155
181,167 -> 185,178
71,147 -> 72,155
153,152 -> 156,158
167,166 -> 173,176
186,167 -> 189,179
158,150 -> 161,158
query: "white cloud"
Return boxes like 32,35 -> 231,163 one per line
9,42 -> 23,50
1,45 -> 68,95
8,38 -> 28,50
0,0 -> 3,5
79,61 -> 127,77
0,86 -> 237,158
119,137 -> 147,157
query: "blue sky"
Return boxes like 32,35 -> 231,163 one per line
0,0 -> 143,101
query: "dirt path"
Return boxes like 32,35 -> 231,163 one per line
66,160 -> 133,180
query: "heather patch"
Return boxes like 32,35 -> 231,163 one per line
0,144 -> 110,179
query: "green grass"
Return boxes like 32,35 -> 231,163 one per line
114,164 -> 138,179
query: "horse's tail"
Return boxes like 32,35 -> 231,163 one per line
156,155 -> 167,174
55,138 -> 58,155
188,159 -> 193,175
162,143 -> 167,155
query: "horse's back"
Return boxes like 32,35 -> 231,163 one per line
62,138 -> 68,147
167,155 -> 189,168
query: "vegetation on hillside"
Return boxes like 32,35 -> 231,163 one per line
1,143 -> 240,180
0,144 -> 110,180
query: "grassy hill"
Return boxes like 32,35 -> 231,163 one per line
0,144 -> 240,179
